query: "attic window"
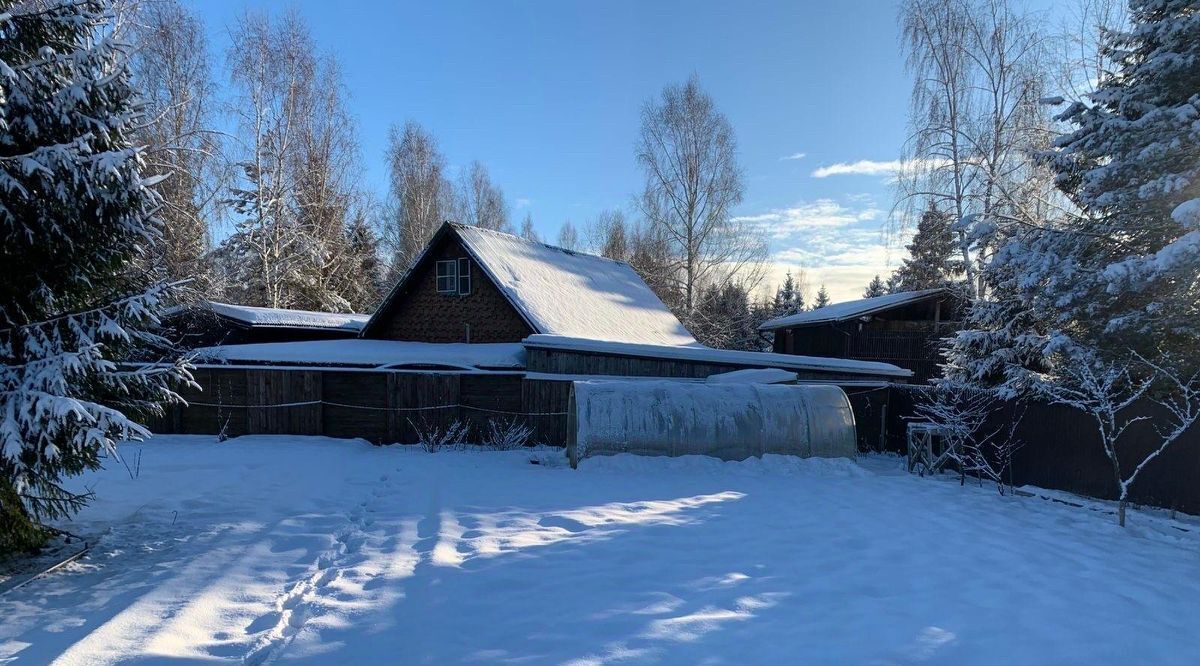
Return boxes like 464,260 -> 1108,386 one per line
436,258 -> 471,296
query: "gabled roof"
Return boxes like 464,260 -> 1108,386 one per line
758,288 -> 951,331
365,222 -> 698,347
203,301 -> 370,332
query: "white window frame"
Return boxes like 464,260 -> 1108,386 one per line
456,257 -> 471,296
435,260 -> 457,294
436,257 -> 471,296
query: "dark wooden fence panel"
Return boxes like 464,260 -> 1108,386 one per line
844,386 -> 891,453
246,369 -> 321,435
459,374 -> 522,438
887,384 -> 1200,514
173,367 -> 248,437
388,373 -> 460,444
522,378 -> 572,445
323,372 -> 389,443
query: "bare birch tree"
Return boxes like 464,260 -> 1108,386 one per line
589,208 -> 630,261
383,121 -> 452,279
128,0 -> 224,289
219,9 -> 367,312
557,220 -> 579,251
454,161 -> 510,232
897,0 -> 1051,298
635,75 -> 765,319
519,212 -> 539,242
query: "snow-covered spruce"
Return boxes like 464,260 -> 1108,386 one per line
0,0 -> 190,551
946,0 -> 1199,390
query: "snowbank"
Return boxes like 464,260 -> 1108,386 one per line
706,368 -> 798,383
2,436 -> 1197,664
193,339 -> 527,370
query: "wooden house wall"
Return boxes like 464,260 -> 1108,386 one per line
524,347 -> 900,383
773,322 -> 959,383
366,233 -> 533,344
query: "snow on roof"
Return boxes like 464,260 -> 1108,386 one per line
758,288 -> 950,331
205,301 -> 371,331
452,224 -> 698,347
706,368 -> 799,384
193,339 -> 526,371
523,334 -> 912,378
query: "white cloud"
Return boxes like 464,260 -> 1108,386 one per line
779,152 -> 807,161
810,158 -> 949,179
515,197 -> 532,209
733,199 -> 881,239
752,201 -> 917,303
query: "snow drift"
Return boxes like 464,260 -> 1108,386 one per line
568,381 -> 856,466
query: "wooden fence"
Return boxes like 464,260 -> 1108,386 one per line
883,385 -> 1200,515
151,366 -> 572,446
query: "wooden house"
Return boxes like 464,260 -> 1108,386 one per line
758,288 -> 965,383
164,223 -> 913,448
361,222 -> 697,346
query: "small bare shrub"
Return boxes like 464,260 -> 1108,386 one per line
481,417 -> 533,451
408,417 -> 469,452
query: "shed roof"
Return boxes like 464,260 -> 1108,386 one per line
194,339 -> 525,371
201,301 -> 371,332
523,334 -> 912,379
366,222 -> 698,347
758,288 -> 951,331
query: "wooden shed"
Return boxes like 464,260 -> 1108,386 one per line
758,288 -> 966,383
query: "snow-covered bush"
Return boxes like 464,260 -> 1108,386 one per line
914,383 -> 1024,494
407,418 -> 469,453
481,417 -> 533,451
1,0 -> 191,552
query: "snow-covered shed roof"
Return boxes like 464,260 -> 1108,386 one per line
202,301 -> 371,332
523,334 -> 912,379
758,288 -> 951,331
193,339 -> 526,371
365,223 -> 698,347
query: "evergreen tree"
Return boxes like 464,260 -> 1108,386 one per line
890,206 -> 963,292
812,284 -> 832,309
863,274 -> 887,298
336,215 -> 384,312
693,282 -> 758,350
945,0 -> 1200,392
771,271 -> 804,317
1,0 -> 190,551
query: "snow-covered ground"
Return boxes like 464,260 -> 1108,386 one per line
2,436 -> 1198,665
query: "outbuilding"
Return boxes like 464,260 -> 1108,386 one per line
758,288 -> 965,383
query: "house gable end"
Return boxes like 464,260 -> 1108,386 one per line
362,226 -> 535,343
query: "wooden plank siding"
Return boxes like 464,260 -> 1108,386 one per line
156,367 -> 560,445
389,373 -> 460,444
525,348 -> 899,383
323,372 -> 389,443
246,369 -> 322,435
522,378 -> 572,445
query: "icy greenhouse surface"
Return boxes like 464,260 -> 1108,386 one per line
1,436 -> 1198,665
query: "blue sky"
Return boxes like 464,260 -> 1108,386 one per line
191,0 -> 929,302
